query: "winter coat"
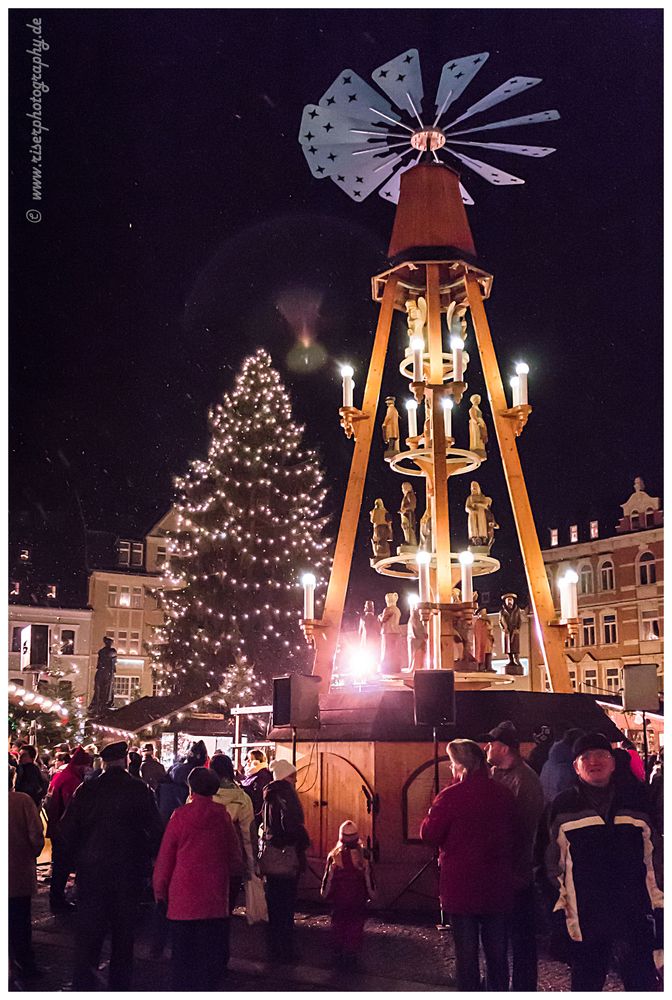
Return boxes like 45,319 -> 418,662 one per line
213,780 -> 256,873
321,843 -> 375,909
156,775 -> 189,827
262,779 -> 310,852
492,756 -> 545,885
58,767 -> 163,893
140,755 -> 166,791
44,747 -> 90,838
545,778 -> 663,944
9,790 -> 45,897
626,747 -> 646,782
153,795 -> 242,920
420,767 -> 518,915
241,766 -> 272,820
540,739 -> 577,803
15,761 -> 48,809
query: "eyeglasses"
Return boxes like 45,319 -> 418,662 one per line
578,750 -> 612,763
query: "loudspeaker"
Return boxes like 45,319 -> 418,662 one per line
622,663 -> 659,712
272,673 -> 321,728
413,670 -> 456,726
20,624 -> 49,670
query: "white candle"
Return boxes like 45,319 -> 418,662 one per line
410,337 -> 424,383
559,570 -> 578,620
406,398 -> 418,438
459,551 -> 474,603
341,365 -> 354,408
301,573 -> 316,620
451,336 -> 464,382
510,375 -> 520,408
416,551 -> 431,603
442,396 -> 453,438
516,362 -> 529,405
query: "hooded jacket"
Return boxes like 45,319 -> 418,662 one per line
213,780 -> 256,873
540,739 -> 577,803
45,747 -> 90,837
153,795 -> 242,920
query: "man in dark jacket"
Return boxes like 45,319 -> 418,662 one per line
15,745 -> 48,809
546,732 -> 663,991
59,741 -> 163,990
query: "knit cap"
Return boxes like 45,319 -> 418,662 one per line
339,820 -> 359,841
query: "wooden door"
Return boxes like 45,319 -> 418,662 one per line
296,750 -> 374,858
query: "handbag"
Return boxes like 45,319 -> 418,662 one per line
244,874 -> 268,924
258,802 -> 300,878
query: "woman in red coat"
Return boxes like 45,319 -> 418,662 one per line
420,739 -> 519,991
153,767 -> 242,990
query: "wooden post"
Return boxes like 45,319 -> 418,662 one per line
312,276 -> 400,691
465,275 -> 571,693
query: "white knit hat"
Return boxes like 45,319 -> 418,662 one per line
270,758 -> 297,781
339,819 -> 359,840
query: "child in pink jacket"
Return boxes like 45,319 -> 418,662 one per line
321,820 -> 375,966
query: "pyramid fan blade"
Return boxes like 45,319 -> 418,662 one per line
299,105 -> 388,148
446,148 -> 525,185
330,152 -> 400,202
448,140 -> 555,157
435,53 -> 489,119
459,181 -> 475,206
445,77 -> 542,130
320,70 -> 401,126
371,49 -> 424,117
447,109 -> 560,137
378,161 -> 416,204
301,139 -> 395,179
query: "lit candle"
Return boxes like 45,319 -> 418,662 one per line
510,375 -> 520,408
301,573 -> 316,620
459,550 -> 474,603
410,337 -> 424,383
516,362 -> 529,405
451,336 -> 464,382
416,551 -> 431,603
340,365 -> 354,408
406,398 -> 418,438
559,570 -> 578,620
442,396 -> 453,438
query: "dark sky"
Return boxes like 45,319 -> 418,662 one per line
9,9 -> 663,613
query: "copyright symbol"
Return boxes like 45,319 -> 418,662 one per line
26,209 -> 42,223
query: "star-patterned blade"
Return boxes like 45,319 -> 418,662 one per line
378,160 -> 417,204
448,140 -> 556,157
435,53 -> 489,120
447,109 -> 560,137
300,139 -> 391,179
459,182 -> 474,206
445,148 -> 525,185
444,77 -> 542,131
371,49 -> 424,119
298,105 -> 390,148
331,152 -> 402,202
319,70 -> 401,126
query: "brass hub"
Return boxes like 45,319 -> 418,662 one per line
410,126 -> 446,152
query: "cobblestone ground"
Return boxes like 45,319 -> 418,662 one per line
11,874 -> 630,992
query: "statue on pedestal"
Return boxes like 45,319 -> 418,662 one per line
468,394 -> 488,456
399,482 -> 417,547
88,636 -> 117,715
499,593 -> 524,675
405,296 -> 427,341
378,593 -> 402,675
370,499 -> 392,561
407,602 -> 427,671
466,482 -> 497,551
382,396 -> 400,457
473,609 -> 495,672
359,600 -> 380,665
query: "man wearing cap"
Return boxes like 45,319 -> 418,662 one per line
139,742 -> 166,792
58,741 -> 164,991
482,720 -> 544,991
545,732 -> 663,991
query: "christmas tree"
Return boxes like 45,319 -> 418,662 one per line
152,349 -> 330,700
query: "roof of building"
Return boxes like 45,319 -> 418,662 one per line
95,695 -> 191,733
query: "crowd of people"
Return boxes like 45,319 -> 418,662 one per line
7,723 -> 664,992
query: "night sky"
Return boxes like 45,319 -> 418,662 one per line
9,9 -> 663,614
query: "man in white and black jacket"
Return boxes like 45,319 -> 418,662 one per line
545,731 -> 663,991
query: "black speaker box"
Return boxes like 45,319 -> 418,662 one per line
20,624 -> 49,670
273,673 -> 321,728
413,670 -> 456,726
622,663 -> 659,712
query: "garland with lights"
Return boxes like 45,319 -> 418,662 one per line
150,348 -> 330,699
8,680 -> 84,746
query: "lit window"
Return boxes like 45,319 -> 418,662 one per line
20,549 -> 30,562
606,668 -> 620,692
118,541 -> 131,566
129,631 -> 141,654
579,564 -> 593,595
590,520 -> 599,539
603,613 -> 617,645
641,610 -> 660,642
117,630 -> 128,653
584,668 -> 598,690
582,616 -> 596,646
60,630 -> 75,655
638,552 -> 656,586
157,545 -> 167,567
47,585 -> 57,599
113,675 -> 141,704
550,529 -> 558,547
568,670 -> 577,691
108,585 -> 118,607
10,581 -> 20,596
119,587 -> 131,608
131,543 -> 143,567
631,511 -> 640,530
131,586 -> 143,609
600,561 -> 615,591
570,524 -> 578,543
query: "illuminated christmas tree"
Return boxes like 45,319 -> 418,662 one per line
152,348 -> 330,699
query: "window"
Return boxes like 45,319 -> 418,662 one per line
157,545 -> 167,567
131,543 -> 143,567
116,630 -> 128,653
584,668 -> 598,690
638,552 -> 656,586
129,631 -> 141,654
603,613 -> 617,644
113,675 -> 141,703
118,541 -> 131,566
641,610 -> 660,641
570,524 -> 578,543
108,585 -> 118,607
590,520 -> 599,540
579,564 -> 593,595
60,630 -> 75,655
20,548 -> 30,562
600,560 -> 615,591
119,586 -> 131,608
568,670 -> 577,691
131,586 -> 143,609
47,584 -> 57,599
631,510 -> 640,530
550,528 -> 558,547
645,509 -> 654,528
11,626 -> 23,652
10,581 -> 20,596
152,677 -> 161,697
582,616 -> 596,646
57,680 -> 73,699
605,668 -> 620,692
